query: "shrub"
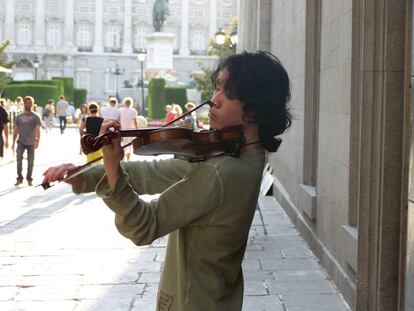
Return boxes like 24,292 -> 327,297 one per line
52,77 -> 74,102
4,84 -> 58,107
164,87 -> 188,111
147,78 -> 165,119
74,88 -> 87,108
11,80 -> 64,99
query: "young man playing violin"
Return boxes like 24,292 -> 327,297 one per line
42,51 -> 292,310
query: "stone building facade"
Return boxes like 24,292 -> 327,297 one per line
0,0 -> 237,102
238,0 -> 412,310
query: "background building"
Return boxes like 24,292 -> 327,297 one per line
238,0 -> 412,310
0,0 -> 238,102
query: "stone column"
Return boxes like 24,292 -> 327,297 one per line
4,0 -> 15,46
208,0 -> 217,40
122,0 -> 132,53
33,0 -> 45,47
93,0 -> 104,53
64,0 -> 74,47
179,0 -> 189,56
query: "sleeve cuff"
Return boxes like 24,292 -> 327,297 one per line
96,169 -> 130,199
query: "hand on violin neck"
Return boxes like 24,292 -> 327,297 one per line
100,120 -> 124,190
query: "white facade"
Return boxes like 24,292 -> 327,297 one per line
1,0 -> 237,102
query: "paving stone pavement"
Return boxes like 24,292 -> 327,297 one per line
0,127 -> 351,310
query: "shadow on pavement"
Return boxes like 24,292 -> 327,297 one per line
0,192 -> 96,235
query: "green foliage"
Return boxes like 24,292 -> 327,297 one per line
0,40 -> 14,95
52,77 -> 74,102
4,84 -> 58,107
11,80 -> 64,99
147,78 -> 166,119
190,17 -> 238,101
190,62 -> 214,101
74,88 -> 88,108
164,87 -> 188,111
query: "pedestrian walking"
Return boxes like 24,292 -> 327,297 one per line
12,96 -> 41,186
56,95 -> 69,134
119,97 -> 138,161
42,51 -> 292,310
101,97 -> 120,121
42,99 -> 55,133
79,102 -> 103,163
0,99 -> 9,161
77,104 -> 89,154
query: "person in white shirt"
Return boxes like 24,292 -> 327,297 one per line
100,97 -> 120,121
119,97 -> 138,161
56,95 -> 69,134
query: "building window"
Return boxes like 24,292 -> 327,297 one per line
47,24 -> 62,47
134,27 -> 148,49
193,10 -> 204,17
106,24 -> 121,49
193,0 -> 205,4
17,22 -> 32,45
77,72 -> 90,90
191,30 -> 205,51
79,6 -> 90,12
49,4 -> 60,11
19,4 -> 31,10
77,25 -> 91,47
222,0 -> 232,6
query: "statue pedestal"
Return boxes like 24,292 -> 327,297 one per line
146,32 -> 176,80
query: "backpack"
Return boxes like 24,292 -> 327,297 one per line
42,108 -> 50,118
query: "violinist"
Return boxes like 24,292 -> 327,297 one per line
42,51 -> 292,310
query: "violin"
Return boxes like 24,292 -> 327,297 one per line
81,125 -> 244,162
81,100 -> 245,162
39,100 -> 245,190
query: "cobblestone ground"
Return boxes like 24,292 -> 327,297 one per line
0,127 -> 350,311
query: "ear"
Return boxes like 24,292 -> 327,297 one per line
242,110 -> 256,124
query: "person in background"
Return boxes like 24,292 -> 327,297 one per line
101,97 -> 120,121
42,51 -> 292,310
42,99 -> 55,134
119,97 -> 138,161
79,102 -> 103,163
181,102 -> 198,130
12,96 -> 41,186
164,104 -> 175,123
0,98 -> 9,161
77,104 -> 89,154
56,95 -> 69,134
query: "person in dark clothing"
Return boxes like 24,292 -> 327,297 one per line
79,102 -> 103,163
0,100 -> 9,160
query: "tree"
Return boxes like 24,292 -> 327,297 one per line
190,17 -> 237,101
0,40 -> 13,95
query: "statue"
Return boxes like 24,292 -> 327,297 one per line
153,0 -> 169,32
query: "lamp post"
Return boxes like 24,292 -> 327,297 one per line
230,27 -> 238,49
112,64 -> 124,102
33,57 -> 39,80
214,28 -> 226,45
137,48 -> 147,116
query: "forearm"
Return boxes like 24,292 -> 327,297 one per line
35,126 -> 40,142
12,128 -> 18,144
3,125 -> 8,141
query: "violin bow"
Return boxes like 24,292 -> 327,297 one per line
38,100 -> 214,190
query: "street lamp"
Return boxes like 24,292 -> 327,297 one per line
230,27 -> 238,47
112,64 -> 125,102
137,48 -> 147,116
214,28 -> 226,45
33,57 -> 40,80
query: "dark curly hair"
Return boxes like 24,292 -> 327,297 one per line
212,51 -> 292,152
